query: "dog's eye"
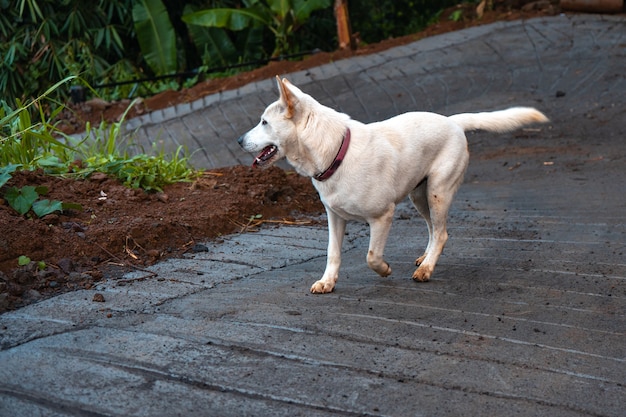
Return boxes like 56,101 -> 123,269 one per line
261,119 -> 268,126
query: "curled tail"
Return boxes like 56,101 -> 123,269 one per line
449,107 -> 549,133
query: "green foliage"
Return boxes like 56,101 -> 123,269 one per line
0,0 -> 136,102
0,164 -> 20,188
32,199 -> 64,218
183,0 -> 332,56
4,185 -> 40,215
81,146 -> 196,192
0,78 -> 198,194
18,256 -> 31,267
449,9 -> 465,22
1,0 -> 333,102
2,183 -> 79,217
16,255 -> 46,269
133,0 -> 177,75
1,0 -> 462,104
184,3 -> 265,68
0,77 -> 79,169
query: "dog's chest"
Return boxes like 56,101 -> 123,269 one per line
314,181 -> 382,221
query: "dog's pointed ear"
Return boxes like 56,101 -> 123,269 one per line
275,75 -> 297,119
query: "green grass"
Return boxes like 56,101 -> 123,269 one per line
0,76 -> 198,194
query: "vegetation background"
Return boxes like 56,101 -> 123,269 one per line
1,0 -> 461,104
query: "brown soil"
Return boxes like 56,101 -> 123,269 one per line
1,2 -> 560,312
0,167 -> 323,311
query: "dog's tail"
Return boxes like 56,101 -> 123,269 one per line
449,107 -> 549,133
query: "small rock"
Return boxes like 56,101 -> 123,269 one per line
0,293 -> 10,311
13,265 -> 37,285
25,289 -> 41,301
68,272 -> 85,282
84,97 -> 110,111
92,293 -> 106,303
192,244 -> 209,253
57,258 -> 75,274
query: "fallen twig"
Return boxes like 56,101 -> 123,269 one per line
231,217 -> 314,233
93,241 -> 158,280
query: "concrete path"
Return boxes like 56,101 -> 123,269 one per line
1,14 -> 625,416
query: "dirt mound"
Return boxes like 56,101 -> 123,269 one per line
0,166 -> 322,312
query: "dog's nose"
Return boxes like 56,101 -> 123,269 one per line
237,135 -> 244,146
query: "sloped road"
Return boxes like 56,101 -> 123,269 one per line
1,14 -> 625,416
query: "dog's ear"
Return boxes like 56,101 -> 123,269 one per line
275,76 -> 297,119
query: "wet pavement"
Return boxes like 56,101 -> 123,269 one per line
1,14 -> 625,416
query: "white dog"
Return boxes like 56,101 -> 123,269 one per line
238,76 -> 548,293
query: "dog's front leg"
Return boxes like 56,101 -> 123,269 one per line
366,206 -> 394,277
311,207 -> 346,294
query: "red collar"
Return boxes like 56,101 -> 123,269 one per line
313,128 -> 351,181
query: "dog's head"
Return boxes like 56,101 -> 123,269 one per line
238,76 -> 304,169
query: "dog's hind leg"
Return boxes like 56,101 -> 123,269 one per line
366,205 -> 395,278
412,167 -> 465,282
311,207 -> 347,294
409,179 -> 432,267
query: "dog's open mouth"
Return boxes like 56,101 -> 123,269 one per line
253,145 -> 278,167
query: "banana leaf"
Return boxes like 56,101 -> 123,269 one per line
293,0 -> 331,21
132,0 -> 177,75
182,7 -> 270,32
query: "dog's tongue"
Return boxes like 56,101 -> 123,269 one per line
252,145 -> 277,168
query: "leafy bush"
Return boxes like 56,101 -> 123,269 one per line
0,0 -> 136,102
183,0 -> 332,56
1,0 -> 463,104
133,0 -> 178,76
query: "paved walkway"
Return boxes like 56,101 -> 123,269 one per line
1,14 -> 625,416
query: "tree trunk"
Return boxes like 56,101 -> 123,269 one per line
334,0 -> 355,50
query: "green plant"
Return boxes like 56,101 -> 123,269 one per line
4,185 -> 40,215
3,184 -> 82,217
1,78 -> 198,193
184,3 -> 265,69
81,146 -> 197,192
182,0 -> 331,56
449,9 -> 464,22
0,77 -> 81,170
133,0 -> 177,75
0,164 -> 20,188
0,0 -> 136,102
17,255 -> 46,270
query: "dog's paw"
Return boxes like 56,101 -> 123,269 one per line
310,280 -> 335,294
415,255 -> 426,266
378,263 -> 392,277
412,265 -> 432,282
